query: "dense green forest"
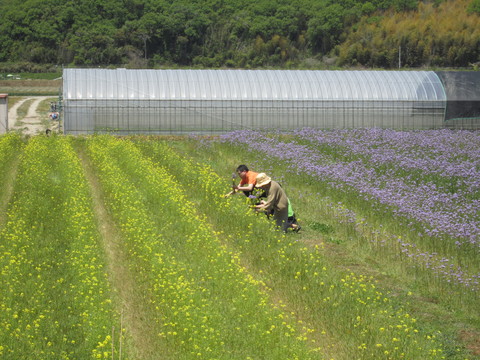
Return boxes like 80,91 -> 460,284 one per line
0,0 -> 479,69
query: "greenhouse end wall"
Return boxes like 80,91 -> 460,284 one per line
436,71 -> 480,130
0,94 -> 7,134
62,69 -> 448,135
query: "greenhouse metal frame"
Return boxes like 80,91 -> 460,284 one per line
62,69 -> 451,135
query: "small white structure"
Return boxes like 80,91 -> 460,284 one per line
0,94 -> 7,134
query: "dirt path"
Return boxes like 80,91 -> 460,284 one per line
75,144 -> 161,360
8,96 -> 58,135
7,97 -> 30,124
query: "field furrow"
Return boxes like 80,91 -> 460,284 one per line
84,135 -> 317,359
134,139 -> 445,359
0,130 -> 477,359
0,136 -> 118,359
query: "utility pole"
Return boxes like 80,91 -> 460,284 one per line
139,33 -> 150,60
398,45 -> 401,68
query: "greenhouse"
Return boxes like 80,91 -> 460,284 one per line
61,69 -> 479,134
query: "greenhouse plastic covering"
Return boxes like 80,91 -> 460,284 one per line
63,69 -> 445,101
62,69 -> 449,134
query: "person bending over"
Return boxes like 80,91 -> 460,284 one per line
254,173 -> 289,233
225,165 -> 258,197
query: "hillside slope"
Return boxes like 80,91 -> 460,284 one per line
337,0 -> 480,68
0,0 -> 478,68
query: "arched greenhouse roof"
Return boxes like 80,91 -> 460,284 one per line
62,69 -> 446,102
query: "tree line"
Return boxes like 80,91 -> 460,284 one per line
0,0 -> 478,69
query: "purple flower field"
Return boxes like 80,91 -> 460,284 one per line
217,128 -> 480,290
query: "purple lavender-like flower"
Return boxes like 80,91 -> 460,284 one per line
218,129 -> 480,246
214,128 -> 480,290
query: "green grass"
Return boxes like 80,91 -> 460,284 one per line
0,136 -> 118,359
132,138 -> 452,359
0,133 -> 23,225
0,79 -> 61,96
160,136 -> 480,359
0,134 -> 477,359
0,73 -> 61,80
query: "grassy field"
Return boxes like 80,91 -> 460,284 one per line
0,131 -> 478,359
0,77 -> 61,96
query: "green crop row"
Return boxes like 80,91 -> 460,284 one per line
134,138 -> 445,360
0,136 -> 118,359
0,133 -> 469,359
84,135 -> 316,359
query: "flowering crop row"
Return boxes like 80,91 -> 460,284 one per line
85,135 -> 316,359
0,133 -> 23,231
0,133 -> 23,201
0,133 -> 467,358
293,128 -> 479,244
217,129 -> 480,293
219,129 -> 479,246
135,139 -> 445,359
0,136 -> 118,359
0,132 -> 22,169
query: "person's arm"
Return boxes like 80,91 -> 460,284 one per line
225,183 -> 248,197
224,190 -> 235,197
233,182 -> 254,192
255,192 -> 274,212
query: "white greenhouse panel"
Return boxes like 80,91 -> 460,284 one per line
62,69 -> 447,134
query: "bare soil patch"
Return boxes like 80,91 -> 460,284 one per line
8,96 -> 59,135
